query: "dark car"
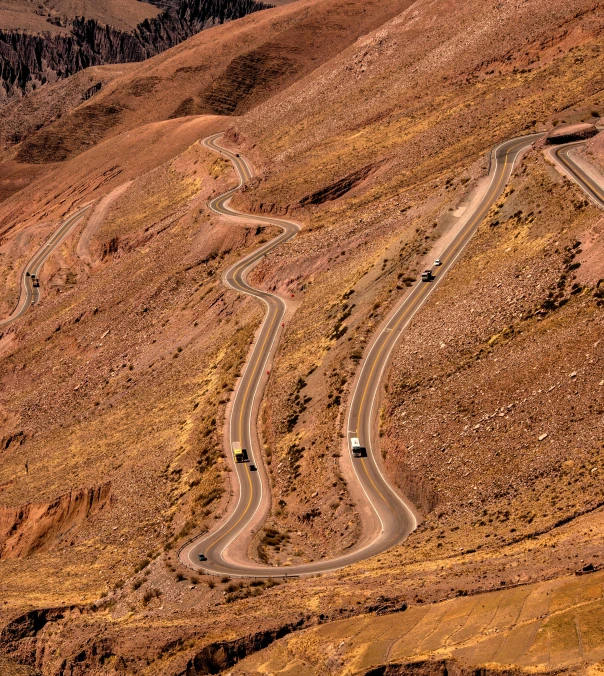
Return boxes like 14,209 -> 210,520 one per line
249,464 -> 257,471
198,553 -> 207,562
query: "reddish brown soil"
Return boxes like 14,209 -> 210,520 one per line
0,0 -> 159,33
0,0 -> 603,674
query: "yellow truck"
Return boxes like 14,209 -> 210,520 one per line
232,442 -> 248,463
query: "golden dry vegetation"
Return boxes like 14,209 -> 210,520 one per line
0,0 -> 603,673
232,570 -> 604,674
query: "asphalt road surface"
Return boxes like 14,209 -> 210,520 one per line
0,207 -> 89,328
4,132 -> 600,578
549,141 -> 604,208
180,132 -> 545,577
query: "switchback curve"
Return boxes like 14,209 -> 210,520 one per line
179,132 -> 547,577
0,207 -> 90,328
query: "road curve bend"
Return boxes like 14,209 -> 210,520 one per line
179,132 -> 544,578
549,141 -> 604,209
0,206 -> 90,328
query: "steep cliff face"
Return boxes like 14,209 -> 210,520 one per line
0,483 -> 112,558
0,0 -> 271,99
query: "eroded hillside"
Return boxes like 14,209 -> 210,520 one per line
0,0 -> 271,99
223,0 -> 604,567
0,0 -> 415,162
0,0 -> 603,673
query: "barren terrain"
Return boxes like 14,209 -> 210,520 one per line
0,0 -> 603,673
0,0 -> 160,33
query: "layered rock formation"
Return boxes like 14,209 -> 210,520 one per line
0,0 -> 271,99
0,483 -> 111,558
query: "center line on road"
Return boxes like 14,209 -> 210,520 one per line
179,132 -> 545,578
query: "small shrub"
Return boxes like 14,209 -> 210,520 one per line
142,588 -> 162,607
134,558 -> 150,574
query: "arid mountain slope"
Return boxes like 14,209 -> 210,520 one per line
0,0 -> 603,674
3,0 -> 416,161
0,0 -> 160,33
233,0 -> 604,207
219,0 -> 604,564
0,114 -> 225,314
0,0 -> 271,99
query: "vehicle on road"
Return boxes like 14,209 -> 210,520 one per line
434,259 -> 442,266
249,464 -> 257,471
232,442 -> 247,463
198,553 -> 207,562
421,270 -> 434,282
350,437 -> 366,458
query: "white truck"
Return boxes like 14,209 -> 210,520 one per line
350,438 -> 366,458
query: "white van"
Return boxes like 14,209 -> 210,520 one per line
350,438 -> 365,458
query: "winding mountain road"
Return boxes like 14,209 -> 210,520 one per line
549,141 -> 604,208
6,132 -> 601,579
0,207 -> 90,328
180,132 -> 547,577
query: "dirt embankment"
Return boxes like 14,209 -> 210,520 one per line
364,661 -> 544,676
76,180 -> 133,267
0,483 -> 111,558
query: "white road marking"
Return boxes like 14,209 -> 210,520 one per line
181,133 -> 545,577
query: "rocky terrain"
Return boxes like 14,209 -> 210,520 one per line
0,0 -> 603,673
0,0 -> 271,100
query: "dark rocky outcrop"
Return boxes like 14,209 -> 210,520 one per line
363,660 -> 564,676
0,607 -> 77,663
1,430 -> 26,451
298,161 -> 385,206
545,123 -> 599,145
0,606 -> 75,654
182,619 -> 306,675
0,0 -> 272,99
